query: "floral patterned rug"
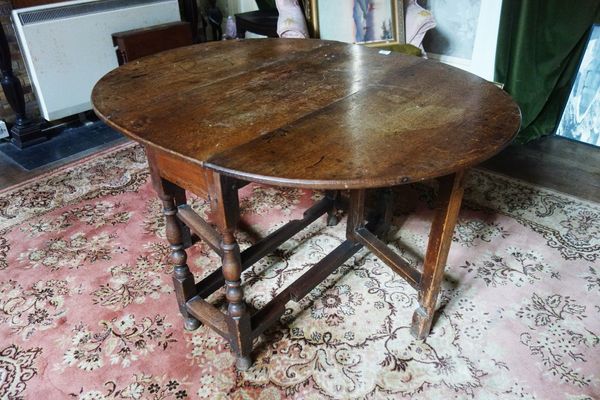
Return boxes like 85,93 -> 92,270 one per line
0,142 -> 598,400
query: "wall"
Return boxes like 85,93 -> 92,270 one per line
0,0 -> 40,124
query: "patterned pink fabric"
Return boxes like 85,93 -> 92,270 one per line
276,0 -> 309,38
0,142 -> 599,399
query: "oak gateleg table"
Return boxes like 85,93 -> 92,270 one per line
92,39 -> 521,370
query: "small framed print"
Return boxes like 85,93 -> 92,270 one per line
306,0 -> 405,46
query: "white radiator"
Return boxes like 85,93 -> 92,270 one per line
12,0 -> 181,121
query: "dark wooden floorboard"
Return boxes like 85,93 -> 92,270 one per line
481,136 -> 600,203
0,135 -> 597,204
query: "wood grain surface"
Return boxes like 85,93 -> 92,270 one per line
92,39 -> 521,189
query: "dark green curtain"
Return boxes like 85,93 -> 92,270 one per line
495,0 -> 600,143
256,0 -> 277,11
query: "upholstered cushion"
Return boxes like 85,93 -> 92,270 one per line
276,0 -> 309,38
405,0 -> 436,52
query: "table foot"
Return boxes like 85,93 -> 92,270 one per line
184,316 -> 201,331
235,355 -> 252,371
223,255 -> 252,371
410,306 -> 433,339
327,214 -> 339,226
171,261 -> 200,324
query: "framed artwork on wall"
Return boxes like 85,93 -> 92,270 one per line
556,24 -> 600,147
421,0 -> 502,81
305,0 -> 405,46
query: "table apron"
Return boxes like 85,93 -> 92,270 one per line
150,149 -> 213,198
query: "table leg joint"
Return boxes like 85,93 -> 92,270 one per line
186,295 -> 231,338
177,205 -> 223,256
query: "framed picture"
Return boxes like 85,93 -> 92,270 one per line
422,0 -> 502,81
556,24 -> 600,147
306,0 -> 405,46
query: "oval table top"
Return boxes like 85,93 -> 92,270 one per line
92,39 -> 521,189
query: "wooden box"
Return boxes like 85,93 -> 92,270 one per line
112,21 -> 193,65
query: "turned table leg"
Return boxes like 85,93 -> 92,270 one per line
147,151 -> 200,331
211,173 -> 252,370
165,191 -> 201,331
172,188 -> 193,249
411,170 -> 466,339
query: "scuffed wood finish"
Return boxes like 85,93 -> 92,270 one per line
93,39 -> 521,189
92,39 -> 521,370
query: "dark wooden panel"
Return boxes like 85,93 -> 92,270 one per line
11,0 -> 64,8
112,21 -> 192,64
204,64 -> 519,188
481,136 -> 600,203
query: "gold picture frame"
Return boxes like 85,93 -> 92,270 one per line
304,0 -> 405,46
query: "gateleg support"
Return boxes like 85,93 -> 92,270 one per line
411,170 -> 466,339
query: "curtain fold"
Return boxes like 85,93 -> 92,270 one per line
495,0 -> 600,143
256,0 -> 277,10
